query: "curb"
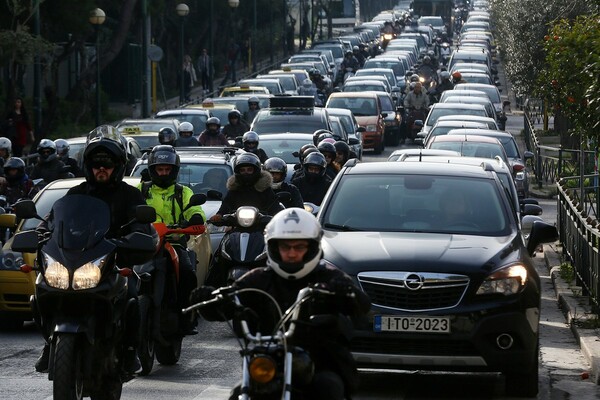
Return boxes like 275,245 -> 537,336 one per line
528,187 -> 558,200
544,245 -> 600,384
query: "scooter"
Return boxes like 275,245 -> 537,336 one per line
12,195 -> 156,400
405,108 -> 428,141
205,206 -> 272,287
184,285 -> 354,400
135,193 -> 207,375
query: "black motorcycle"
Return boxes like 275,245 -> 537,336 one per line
184,285 -> 354,400
12,195 -> 156,400
205,206 -> 272,287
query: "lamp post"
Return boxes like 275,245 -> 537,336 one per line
228,0 -> 239,48
89,8 -> 106,128
176,3 -> 189,104
319,9 -> 325,40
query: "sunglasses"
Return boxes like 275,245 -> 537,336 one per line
91,160 -> 115,169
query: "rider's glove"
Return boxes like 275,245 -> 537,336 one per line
188,214 -> 205,225
208,214 -> 222,223
189,285 -> 216,305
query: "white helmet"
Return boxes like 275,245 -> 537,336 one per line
265,208 -> 323,280
0,137 -> 12,154
178,121 -> 194,135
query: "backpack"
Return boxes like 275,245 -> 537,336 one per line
141,181 -> 185,224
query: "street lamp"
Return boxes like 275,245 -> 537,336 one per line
89,8 -> 106,128
228,0 -> 239,44
319,9 -> 326,40
176,3 -> 189,104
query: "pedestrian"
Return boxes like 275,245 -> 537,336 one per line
182,54 -> 197,102
197,48 -> 213,93
4,97 -> 34,157
240,39 -> 249,71
220,41 -> 239,88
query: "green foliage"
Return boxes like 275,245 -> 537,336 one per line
559,262 -> 575,283
0,29 -> 54,67
537,15 -> 600,144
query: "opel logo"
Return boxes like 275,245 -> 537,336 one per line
404,273 -> 424,291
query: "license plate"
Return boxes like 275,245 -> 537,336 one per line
374,315 -> 450,333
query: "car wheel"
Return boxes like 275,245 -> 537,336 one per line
504,347 -> 539,397
373,137 -> 384,155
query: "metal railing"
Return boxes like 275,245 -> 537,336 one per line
525,98 -> 600,312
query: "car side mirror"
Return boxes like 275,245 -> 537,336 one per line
357,127 -> 366,133
381,112 -> 388,118
348,137 -> 360,145
523,204 -> 543,216
524,151 -> 534,160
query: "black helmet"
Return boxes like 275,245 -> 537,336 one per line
334,140 -> 350,162
345,50 -> 353,57
233,152 -> 262,185
301,146 -> 319,164
264,157 -> 287,176
317,141 -> 336,161
298,144 -> 317,164
228,110 -> 242,121
3,157 -> 25,184
158,127 -> 177,145
148,145 -> 180,188
303,152 -> 327,179
242,131 -> 260,148
37,139 -> 57,162
312,129 -> 334,146
83,125 -> 127,187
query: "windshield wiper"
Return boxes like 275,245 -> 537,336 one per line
323,223 -> 363,231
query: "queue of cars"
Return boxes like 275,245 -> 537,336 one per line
0,0 -> 556,397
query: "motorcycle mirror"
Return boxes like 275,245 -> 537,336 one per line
11,230 -> 39,253
206,189 -> 223,201
135,205 -> 157,224
186,193 -> 207,209
13,199 -> 42,221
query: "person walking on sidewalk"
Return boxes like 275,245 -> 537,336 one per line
220,41 -> 239,88
182,54 -> 197,102
197,48 -> 213,94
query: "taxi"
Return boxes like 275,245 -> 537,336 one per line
185,100 -> 238,126
219,83 -> 270,97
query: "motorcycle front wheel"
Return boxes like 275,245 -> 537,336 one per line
155,336 -> 182,365
137,295 -> 155,375
53,333 -> 84,400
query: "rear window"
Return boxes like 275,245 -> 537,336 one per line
132,163 -> 232,195
327,97 -> 378,117
426,107 -> 487,127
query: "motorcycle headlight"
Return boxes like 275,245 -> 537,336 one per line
476,264 -> 528,296
72,255 -> 105,290
44,253 -> 70,290
249,355 -> 277,383
383,34 -> 393,40
366,124 -> 377,131
236,207 -> 258,228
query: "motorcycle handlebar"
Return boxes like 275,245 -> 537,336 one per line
153,222 -> 206,237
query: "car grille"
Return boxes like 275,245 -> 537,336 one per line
358,271 -> 470,312
351,336 -> 478,356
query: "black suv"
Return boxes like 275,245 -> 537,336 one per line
317,160 -> 558,398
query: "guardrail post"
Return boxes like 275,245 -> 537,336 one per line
558,148 -> 563,177
537,146 -> 543,189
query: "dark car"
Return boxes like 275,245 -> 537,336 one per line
317,160 -> 558,398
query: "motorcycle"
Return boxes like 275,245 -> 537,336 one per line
405,108 -> 428,141
205,206 -> 272,287
183,284 -> 354,400
12,195 -> 156,400
342,68 -> 355,84
439,42 -> 451,66
135,193 -> 207,375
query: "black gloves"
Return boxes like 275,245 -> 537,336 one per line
189,285 -> 216,305
188,214 -> 205,225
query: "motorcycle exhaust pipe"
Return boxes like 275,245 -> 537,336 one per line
496,333 -> 514,350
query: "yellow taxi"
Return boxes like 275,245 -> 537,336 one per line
219,83 -> 270,98
186,100 -> 238,125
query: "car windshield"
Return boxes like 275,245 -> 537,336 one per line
157,114 -> 208,134
455,85 -> 501,103
426,107 -> 487,127
323,174 -> 508,235
125,135 -> 159,150
327,97 -> 378,117
252,112 -> 327,134
22,188 -> 69,231
260,138 -> 312,163
363,61 -> 406,77
132,163 -> 232,195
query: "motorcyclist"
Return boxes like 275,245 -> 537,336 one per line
34,125 -> 157,375
0,157 -> 36,205
291,152 -> 332,206
403,81 -> 430,111
29,139 -> 70,184
198,117 -> 229,146
309,68 -> 329,95
290,144 -> 319,181
158,127 -> 177,146
298,78 -> 322,106
54,138 -> 83,177
317,141 -> 339,180
139,145 -> 206,334
333,140 -> 352,168
435,71 -> 454,96
243,96 -> 260,124
353,45 -> 365,68
452,71 -> 466,85
222,110 -> 250,141
174,121 -> 199,147
417,55 -> 438,87
241,131 -> 268,163
190,208 -> 370,400
263,157 -> 303,208
340,50 -> 360,80
0,137 -> 12,168
209,152 -> 284,222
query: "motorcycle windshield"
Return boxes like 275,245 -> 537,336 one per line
51,195 -> 110,250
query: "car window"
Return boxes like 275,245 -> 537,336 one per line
327,97 -> 378,117
260,138 -> 311,163
132,163 -> 232,195
429,141 -> 505,160
378,95 -> 394,112
426,107 -> 487,127
22,188 -> 67,231
126,135 -> 159,150
323,174 -> 508,234
499,137 -> 519,158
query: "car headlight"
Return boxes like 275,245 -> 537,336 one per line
476,264 -> 528,296
72,255 -> 105,290
365,124 -> 377,131
44,253 -> 70,290
236,206 -> 258,228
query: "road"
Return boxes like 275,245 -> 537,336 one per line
2,143 -> 600,399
